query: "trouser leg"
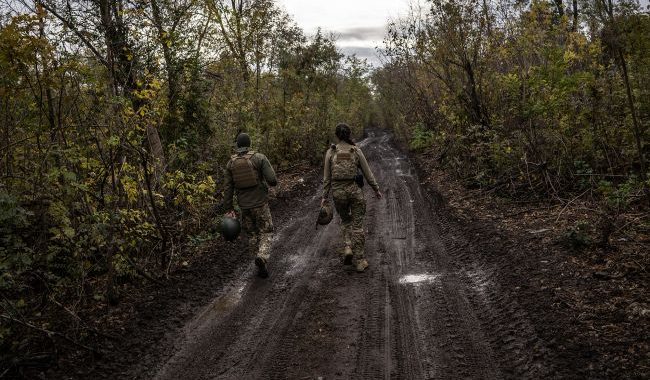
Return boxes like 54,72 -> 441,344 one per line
240,209 -> 257,255
349,193 -> 366,260
333,196 -> 352,249
253,203 -> 274,261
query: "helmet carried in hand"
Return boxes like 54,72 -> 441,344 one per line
221,216 -> 241,241
317,203 -> 333,225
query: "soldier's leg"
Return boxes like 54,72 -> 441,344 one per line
350,190 -> 367,271
240,209 -> 259,257
333,190 -> 352,247
333,192 -> 353,262
253,203 -> 274,262
333,190 -> 354,265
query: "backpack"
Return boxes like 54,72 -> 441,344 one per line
330,145 -> 359,181
230,151 -> 259,189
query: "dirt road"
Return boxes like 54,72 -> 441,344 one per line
147,131 -> 549,379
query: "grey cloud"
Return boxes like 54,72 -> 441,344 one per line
335,26 -> 386,42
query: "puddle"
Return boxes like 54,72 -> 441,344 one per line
395,167 -> 414,177
398,273 -> 440,285
212,284 -> 246,313
188,281 -> 247,332
199,283 -> 246,323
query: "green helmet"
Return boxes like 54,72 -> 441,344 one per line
317,203 -> 333,225
221,216 -> 241,241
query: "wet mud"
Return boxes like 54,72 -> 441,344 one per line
130,130 -> 556,380
51,130 -> 645,380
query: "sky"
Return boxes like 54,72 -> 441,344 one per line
276,0 -> 411,66
277,0 -> 650,66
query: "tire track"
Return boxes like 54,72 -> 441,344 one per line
147,130 -> 550,380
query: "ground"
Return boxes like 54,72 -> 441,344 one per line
45,130 -> 648,379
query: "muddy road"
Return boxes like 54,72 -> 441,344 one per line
145,131 -> 549,379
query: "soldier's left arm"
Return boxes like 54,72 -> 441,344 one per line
356,148 -> 380,193
259,154 -> 277,186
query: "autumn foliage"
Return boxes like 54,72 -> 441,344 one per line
0,0 -> 373,372
375,0 -> 649,201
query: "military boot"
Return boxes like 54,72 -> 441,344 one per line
355,259 -> 369,272
255,257 -> 269,278
343,246 -> 353,266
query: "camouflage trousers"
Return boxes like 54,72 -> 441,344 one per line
241,203 -> 274,261
332,182 -> 366,260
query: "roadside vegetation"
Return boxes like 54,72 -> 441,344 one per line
375,0 -> 648,208
1,0 -> 648,377
0,0 -> 374,374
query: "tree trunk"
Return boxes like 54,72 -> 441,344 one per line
464,60 -> 489,128
599,0 -> 646,180
572,0 -> 579,31
617,48 -> 646,180
151,0 -> 180,139
36,3 -> 59,148
554,0 -> 565,18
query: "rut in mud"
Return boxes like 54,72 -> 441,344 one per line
145,131 -> 550,379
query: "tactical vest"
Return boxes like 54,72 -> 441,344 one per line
231,151 -> 259,189
331,145 -> 359,180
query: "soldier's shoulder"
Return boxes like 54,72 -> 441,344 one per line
346,144 -> 360,153
225,156 -> 235,170
252,151 -> 270,162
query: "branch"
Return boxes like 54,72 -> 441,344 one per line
124,255 -> 164,285
38,1 -> 110,69
0,314 -> 98,353
207,0 -> 238,58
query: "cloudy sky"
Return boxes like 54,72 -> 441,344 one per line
276,0 -> 650,65
276,0 -> 411,66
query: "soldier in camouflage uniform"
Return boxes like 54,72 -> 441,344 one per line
223,133 -> 277,278
322,123 -> 382,272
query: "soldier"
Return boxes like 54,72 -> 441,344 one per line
222,133 -> 277,278
321,123 -> 382,272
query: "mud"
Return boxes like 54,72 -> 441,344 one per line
132,130 -> 553,380
50,129 -> 645,379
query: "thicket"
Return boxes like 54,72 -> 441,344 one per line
0,0 -> 373,373
374,0 -> 649,206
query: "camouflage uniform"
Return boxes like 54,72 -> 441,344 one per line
322,141 -> 380,265
240,204 -> 273,262
223,147 -> 277,264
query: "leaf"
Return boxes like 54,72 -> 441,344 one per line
63,226 -> 75,239
107,135 -> 120,147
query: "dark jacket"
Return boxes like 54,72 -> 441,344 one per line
223,148 -> 277,210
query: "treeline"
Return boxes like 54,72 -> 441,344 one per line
0,0 -> 373,371
374,0 -> 649,203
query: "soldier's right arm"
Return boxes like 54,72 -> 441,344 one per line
259,155 -> 277,187
357,148 -> 380,193
322,149 -> 332,199
222,161 -> 235,212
